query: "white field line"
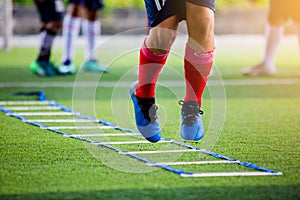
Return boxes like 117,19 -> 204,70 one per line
180,171 -> 283,178
3,35 -> 297,48
0,78 -> 300,88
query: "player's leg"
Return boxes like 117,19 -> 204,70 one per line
81,0 -> 108,72
30,0 -> 64,77
180,0 -> 215,140
243,0 -> 286,76
297,24 -> 300,55
297,24 -> 300,74
59,0 -> 83,74
37,21 -> 62,63
130,0 -> 180,142
290,0 -> 300,73
262,25 -> 283,71
296,24 -> 300,74
242,24 -> 283,76
136,16 -> 179,98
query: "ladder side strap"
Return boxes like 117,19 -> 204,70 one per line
0,92 -> 282,177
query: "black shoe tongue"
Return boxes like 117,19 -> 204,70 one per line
183,101 -> 199,110
136,97 -> 156,123
136,97 -> 155,105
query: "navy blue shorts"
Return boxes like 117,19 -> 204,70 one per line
68,0 -> 104,10
35,0 -> 64,23
145,0 -> 215,27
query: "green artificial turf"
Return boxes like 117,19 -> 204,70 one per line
0,37 -> 299,200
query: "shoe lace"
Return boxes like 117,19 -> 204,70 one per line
137,97 -> 158,124
179,100 -> 203,126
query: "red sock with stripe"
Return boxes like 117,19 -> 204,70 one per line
184,43 -> 214,105
136,42 -> 169,98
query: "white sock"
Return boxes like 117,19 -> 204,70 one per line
82,19 -> 101,61
262,25 -> 284,68
61,14 -> 81,63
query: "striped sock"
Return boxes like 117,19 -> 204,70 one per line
184,43 -> 214,105
136,42 -> 169,98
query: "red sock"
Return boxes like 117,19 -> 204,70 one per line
184,44 -> 214,105
136,42 -> 169,98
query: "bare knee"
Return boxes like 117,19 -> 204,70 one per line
186,4 -> 215,51
145,15 -> 179,54
146,28 -> 177,54
67,3 -> 84,17
85,9 -> 98,21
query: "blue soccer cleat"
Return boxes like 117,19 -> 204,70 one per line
129,81 -> 161,143
179,100 -> 204,141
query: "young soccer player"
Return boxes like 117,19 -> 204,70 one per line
130,1 -> 215,142
30,0 -> 64,77
57,0 -> 108,74
242,0 -> 300,76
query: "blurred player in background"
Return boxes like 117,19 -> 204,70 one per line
243,0 -> 300,76
57,0 -> 108,74
30,0 -> 64,77
130,0 -> 215,142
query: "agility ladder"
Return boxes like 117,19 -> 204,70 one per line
0,91 -> 282,178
